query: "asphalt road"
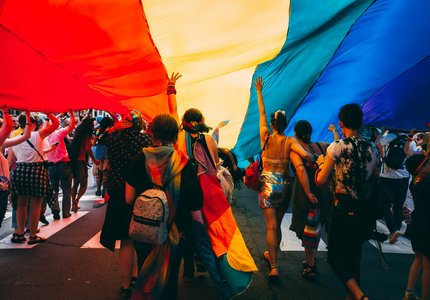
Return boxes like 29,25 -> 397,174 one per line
0,183 -> 418,300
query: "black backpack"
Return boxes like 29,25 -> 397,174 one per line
384,135 -> 407,169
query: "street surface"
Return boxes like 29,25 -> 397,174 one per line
0,180 -> 417,300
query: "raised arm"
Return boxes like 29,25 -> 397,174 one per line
0,109 -> 15,145
328,124 -> 341,141
255,76 -> 270,146
2,111 -> 32,147
167,72 -> 182,125
64,109 -> 76,135
39,113 -> 60,140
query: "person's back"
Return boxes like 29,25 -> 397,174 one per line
328,136 -> 379,198
262,134 -> 291,173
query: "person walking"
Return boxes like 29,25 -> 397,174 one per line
315,103 -> 379,300
10,113 -> 59,244
289,120 -> 329,282
46,110 -> 75,219
255,76 -> 313,281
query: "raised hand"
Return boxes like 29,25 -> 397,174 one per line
254,76 -> 264,92
168,72 -> 182,85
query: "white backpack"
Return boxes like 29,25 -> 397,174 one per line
129,187 -> 169,245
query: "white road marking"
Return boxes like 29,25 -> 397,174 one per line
81,231 -> 120,249
0,211 -> 88,249
280,213 -> 327,252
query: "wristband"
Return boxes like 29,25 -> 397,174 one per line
167,85 -> 177,95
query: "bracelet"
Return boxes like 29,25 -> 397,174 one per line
167,85 -> 177,95
314,168 -> 323,187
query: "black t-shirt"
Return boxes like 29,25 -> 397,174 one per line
125,152 -> 203,233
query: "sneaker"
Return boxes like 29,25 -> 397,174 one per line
403,291 -> 421,300
389,231 -> 401,244
53,212 -> 61,220
39,215 -> 49,226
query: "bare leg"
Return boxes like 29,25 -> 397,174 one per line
15,195 -> 28,235
119,239 -> 135,289
305,248 -> 316,267
29,197 -> 43,237
74,176 -> 88,206
406,253 -> 423,294
263,208 -> 281,276
422,255 -> 430,300
345,278 -> 367,300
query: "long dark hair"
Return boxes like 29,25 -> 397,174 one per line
68,118 -> 94,159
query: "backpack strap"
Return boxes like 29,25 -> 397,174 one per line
349,138 -> 365,199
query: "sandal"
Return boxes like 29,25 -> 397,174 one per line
28,235 -> 46,245
11,233 -> 26,243
302,265 -> 317,282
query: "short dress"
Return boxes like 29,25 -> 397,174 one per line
409,176 -> 430,259
258,156 -> 290,210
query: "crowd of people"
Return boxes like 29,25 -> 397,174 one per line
0,73 -> 429,300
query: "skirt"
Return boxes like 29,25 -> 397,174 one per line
12,162 -> 52,198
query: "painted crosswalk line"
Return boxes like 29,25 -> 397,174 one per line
81,231 -> 120,249
280,213 -> 413,254
0,211 -> 89,249
280,213 -> 327,252
369,220 -> 413,254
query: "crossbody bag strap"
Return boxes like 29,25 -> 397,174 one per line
26,139 -> 45,161
258,134 -> 270,171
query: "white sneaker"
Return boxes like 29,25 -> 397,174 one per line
389,231 -> 401,244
